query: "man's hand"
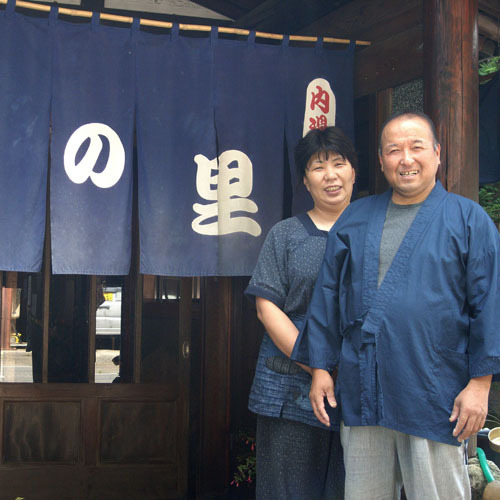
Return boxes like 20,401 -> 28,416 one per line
310,368 -> 336,427
449,375 -> 492,442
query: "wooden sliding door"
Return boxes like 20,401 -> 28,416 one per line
0,271 -> 194,500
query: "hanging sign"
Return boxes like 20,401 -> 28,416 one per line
302,78 -> 336,137
284,39 -> 355,214
50,15 -> 135,275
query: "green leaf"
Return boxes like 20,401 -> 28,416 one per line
479,182 -> 500,224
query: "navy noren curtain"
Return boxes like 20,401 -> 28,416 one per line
0,13 -> 355,276
284,39 -> 355,215
0,0 -> 52,272
50,13 -> 135,275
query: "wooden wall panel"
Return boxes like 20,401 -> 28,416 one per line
0,385 -> 181,499
0,466 -> 177,500
100,401 -> 176,463
3,401 -> 80,463
87,466 -> 178,500
0,467 -> 87,500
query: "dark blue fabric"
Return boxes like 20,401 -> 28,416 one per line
50,16 -> 134,275
479,74 -> 500,184
211,34 -> 285,275
138,30 -> 285,276
136,28 -> 217,276
0,1 -> 52,271
293,182 -> 500,446
284,40 -> 355,215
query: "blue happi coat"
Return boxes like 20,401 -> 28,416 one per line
293,181 -> 500,446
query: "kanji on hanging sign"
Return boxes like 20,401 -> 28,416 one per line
302,78 -> 336,137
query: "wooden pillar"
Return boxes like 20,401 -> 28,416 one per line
423,0 -> 479,201
198,277 -> 232,496
370,89 -> 392,195
177,277 -> 192,495
88,276 -> 96,383
0,288 -> 12,349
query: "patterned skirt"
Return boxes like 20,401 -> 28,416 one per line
256,414 -> 345,500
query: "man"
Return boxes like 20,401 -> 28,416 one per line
292,111 -> 500,499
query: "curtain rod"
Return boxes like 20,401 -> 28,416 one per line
0,0 -> 371,46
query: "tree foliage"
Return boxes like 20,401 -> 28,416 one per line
479,182 -> 500,224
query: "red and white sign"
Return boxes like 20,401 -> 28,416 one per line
302,78 -> 336,137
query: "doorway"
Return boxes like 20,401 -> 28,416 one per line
0,271 -> 196,500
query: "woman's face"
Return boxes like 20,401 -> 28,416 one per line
303,150 -> 355,211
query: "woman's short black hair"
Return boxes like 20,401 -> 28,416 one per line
294,126 -> 358,180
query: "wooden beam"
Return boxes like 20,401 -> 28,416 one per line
479,0 -> 500,19
355,24 -> 423,97
233,0 -> 349,32
479,35 -> 497,56
298,0 -> 421,42
479,12 -> 500,42
5,272 -> 17,289
424,0 -> 479,200
190,0 -> 246,21
233,0 -> 281,27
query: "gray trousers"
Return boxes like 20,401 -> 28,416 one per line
341,424 -> 471,500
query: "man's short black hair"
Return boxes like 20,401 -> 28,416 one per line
294,126 -> 358,180
378,111 -> 440,154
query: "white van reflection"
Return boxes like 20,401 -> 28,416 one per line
96,287 -> 121,340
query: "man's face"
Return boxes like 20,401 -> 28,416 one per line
378,116 -> 441,205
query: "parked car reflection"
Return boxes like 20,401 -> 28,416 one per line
96,287 -> 121,349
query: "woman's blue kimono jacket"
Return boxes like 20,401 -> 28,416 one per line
293,182 -> 500,446
245,213 -> 336,429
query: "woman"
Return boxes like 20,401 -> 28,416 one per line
245,126 -> 357,500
